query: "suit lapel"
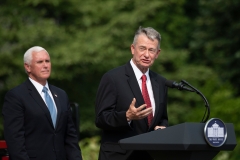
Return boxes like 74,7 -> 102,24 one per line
149,71 -> 160,127
25,79 -> 53,127
125,62 -> 145,107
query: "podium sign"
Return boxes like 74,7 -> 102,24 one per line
204,118 -> 227,147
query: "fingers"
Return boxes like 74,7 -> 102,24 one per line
141,108 -> 152,118
154,126 -> 166,130
126,98 -> 136,121
136,103 -> 147,111
126,98 -> 153,121
137,104 -> 152,115
130,98 -> 136,107
132,104 -> 152,119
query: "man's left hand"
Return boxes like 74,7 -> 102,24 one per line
154,126 -> 166,130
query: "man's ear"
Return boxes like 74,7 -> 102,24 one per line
155,49 -> 161,59
130,44 -> 135,56
24,63 -> 30,73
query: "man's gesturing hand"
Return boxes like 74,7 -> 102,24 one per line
126,98 -> 152,121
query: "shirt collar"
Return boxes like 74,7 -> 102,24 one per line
130,59 -> 150,81
29,77 -> 49,94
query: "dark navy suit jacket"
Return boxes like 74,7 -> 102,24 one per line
3,79 -> 82,160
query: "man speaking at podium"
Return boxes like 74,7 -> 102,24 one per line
95,27 -> 169,160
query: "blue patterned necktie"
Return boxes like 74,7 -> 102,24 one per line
42,86 -> 57,128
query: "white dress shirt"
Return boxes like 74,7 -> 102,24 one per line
130,59 -> 156,116
29,77 -> 58,113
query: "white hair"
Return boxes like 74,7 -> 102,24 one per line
23,46 -> 49,65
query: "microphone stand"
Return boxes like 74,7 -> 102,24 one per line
180,80 -> 210,123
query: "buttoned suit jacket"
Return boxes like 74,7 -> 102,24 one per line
95,61 -> 168,160
2,79 -> 82,160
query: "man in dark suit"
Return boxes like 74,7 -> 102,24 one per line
2,46 -> 82,160
95,27 -> 168,160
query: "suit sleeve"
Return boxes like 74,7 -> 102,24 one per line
2,90 -> 30,160
95,73 -> 131,131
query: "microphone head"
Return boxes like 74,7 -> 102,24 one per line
165,80 -> 174,88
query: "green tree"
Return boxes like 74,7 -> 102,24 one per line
189,0 -> 240,94
0,0 -> 195,137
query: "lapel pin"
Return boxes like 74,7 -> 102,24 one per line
54,94 -> 57,97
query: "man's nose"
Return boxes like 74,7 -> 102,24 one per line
144,50 -> 150,57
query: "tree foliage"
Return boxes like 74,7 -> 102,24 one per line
190,0 -> 240,94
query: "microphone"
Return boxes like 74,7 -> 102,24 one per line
165,79 -> 210,123
165,80 -> 194,92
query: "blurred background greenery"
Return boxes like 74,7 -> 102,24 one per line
0,0 -> 239,159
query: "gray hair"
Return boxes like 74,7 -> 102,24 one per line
23,46 -> 49,65
133,26 -> 161,50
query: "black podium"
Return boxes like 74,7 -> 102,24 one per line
119,122 -> 237,160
